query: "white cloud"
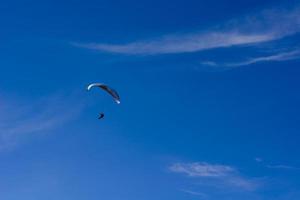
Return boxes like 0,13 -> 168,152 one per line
0,94 -> 83,150
201,49 -> 300,67
253,157 -> 299,170
180,189 -> 207,198
266,165 -> 300,170
225,176 -> 259,191
74,32 -> 275,55
255,157 -> 263,163
170,162 -> 260,191
75,5 -> 300,55
170,162 -> 235,177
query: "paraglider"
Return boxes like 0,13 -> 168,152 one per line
86,83 -> 120,119
87,83 -> 120,104
98,113 -> 105,119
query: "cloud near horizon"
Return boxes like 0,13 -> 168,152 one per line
74,5 -> 300,55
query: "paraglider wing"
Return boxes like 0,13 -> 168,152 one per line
87,83 -> 120,104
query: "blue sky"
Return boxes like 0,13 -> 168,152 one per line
1,0 -> 300,199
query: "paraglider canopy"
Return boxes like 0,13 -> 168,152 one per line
87,83 -> 120,104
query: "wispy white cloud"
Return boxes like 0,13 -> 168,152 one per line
74,32 -> 275,55
75,5 -> 300,55
180,189 -> 207,198
170,162 -> 260,191
0,94 -> 83,150
254,157 -> 299,170
201,49 -> 300,67
255,157 -> 263,163
170,162 -> 235,177
266,164 -> 300,170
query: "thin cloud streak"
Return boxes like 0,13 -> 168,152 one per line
201,49 -> 300,67
180,189 -> 207,198
75,32 -> 274,55
170,162 -> 260,191
266,165 -> 300,170
255,157 -> 263,163
226,49 -> 300,67
0,94 -> 83,150
75,5 -> 300,55
253,157 -> 300,170
170,162 -> 235,177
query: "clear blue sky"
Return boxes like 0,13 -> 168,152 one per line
1,0 -> 300,199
